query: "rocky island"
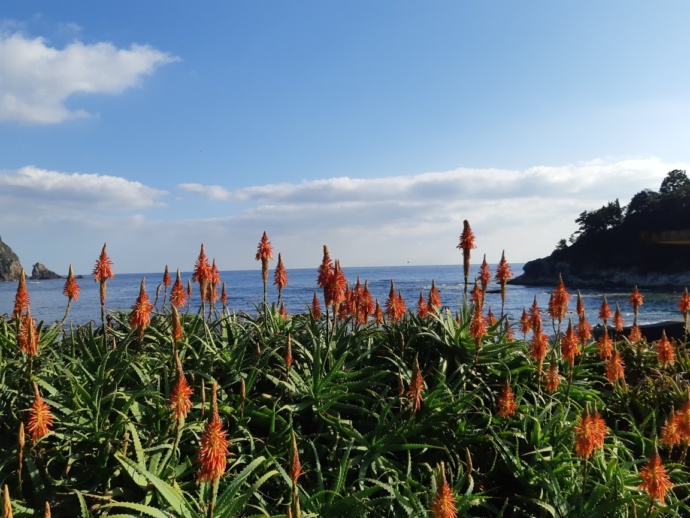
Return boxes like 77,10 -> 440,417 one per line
511,170 -> 690,288
0,236 -> 61,281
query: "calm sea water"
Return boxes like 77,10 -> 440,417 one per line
0,263 -> 686,327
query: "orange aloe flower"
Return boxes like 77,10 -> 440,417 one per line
221,282 -> 228,308
530,332 -> 549,363
130,278 -> 153,338
573,407 -> 608,459
373,299 -> 384,325
192,244 -> 212,302
479,255 -> 491,294
597,327 -> 613,360
171,305 -> 184,343
656,330 -> 675,367
630,285 -> 644,318
469,304 -> 487,346
679,287 -> 690,324
417,291 -> 429,318
13,269 -> 29,319
470,281 -> 483,308
576,290 -> 585,318
548,273 -> 570,322
529,296 -> 542,334
351,277 -> 362,319
639,453 -> 673,505
18,311 -> 38,356
497,380 -> 518,417
431,466 -> 457,518
328,260 -> 348,312
255,231 -> 273,302
613,304 -> 624,332
676,398 -> 690,441
457,220 -> 476,289
487,307 -> 497,326
385,280 -> 401,322
577,315 -> 592,344
605,348 -> 625,384
93,243 -> 114,283
170,269 -> 187,308
62,264 -> 80,302
495,250 -> 513,288
396,290 -> 407,321
561,320 -> 580,367
317,244 -> 335,305
279,301 -> 288,319
273,252 -> 288,300
520,308 -> 531,335
205,258 -> 220,303
408,356 -> 424,412
197,383 -> 230,484
599,296 -> 612,324
338,285 -> 352,322
170,353 -> 193,420
162,264 -> 171,289
629,323 -> 643,343
359,281 -> 374,324
661,409 -> 681,449
544,361 -> 562,393
27,381 -> 55,443
3,484 -> 12,518
428,279 -> 441,312
93,243 -> 114,326
311,292 -> 322,319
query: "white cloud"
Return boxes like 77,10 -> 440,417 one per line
0,32 -> 178,123
1,158 -> 685,274
182,157 -> 677,206
0,166 -> 167,212
179,183 -> 232,200
171,157 -> 686,268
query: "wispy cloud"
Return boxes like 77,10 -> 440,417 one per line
181,157 -> 677,206
0,158 -> 685,274
179,183 -> 232,201
0,32 -> 178,123
0,166 -> 167,213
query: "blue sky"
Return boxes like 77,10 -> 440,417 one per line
1,2 -> 689,275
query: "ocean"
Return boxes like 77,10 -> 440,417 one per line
0,263 -> 687,328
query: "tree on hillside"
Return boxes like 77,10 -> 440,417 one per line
660,169 -> 690,194
573,199 -> 623,240
625,189 -> 659,219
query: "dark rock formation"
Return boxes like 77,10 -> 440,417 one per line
512,171 -> 690,289
0,236 -> 23,282
30,262 -> 62,280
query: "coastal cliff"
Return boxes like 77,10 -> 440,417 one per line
31,262 -> 62,280
512,170 -> 690,288
0,236 -> 23,281
0,236 -> 62,282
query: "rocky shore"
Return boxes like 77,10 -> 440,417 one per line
511,257 -> 690,289
0,236 -> 61,281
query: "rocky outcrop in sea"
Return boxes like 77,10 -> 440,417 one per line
511,257 -> 690,289
30,262 -> 62,280
0,236 -> 22,282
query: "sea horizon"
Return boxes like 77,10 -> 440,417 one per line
2,263 -> 687,331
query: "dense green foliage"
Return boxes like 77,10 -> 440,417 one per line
2,290 -> 690,517
542,170 -> 690,276
571,170 -> 690,243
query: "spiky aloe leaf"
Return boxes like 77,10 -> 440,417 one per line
214,456 -> 277,516
115,454 -> 197,518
